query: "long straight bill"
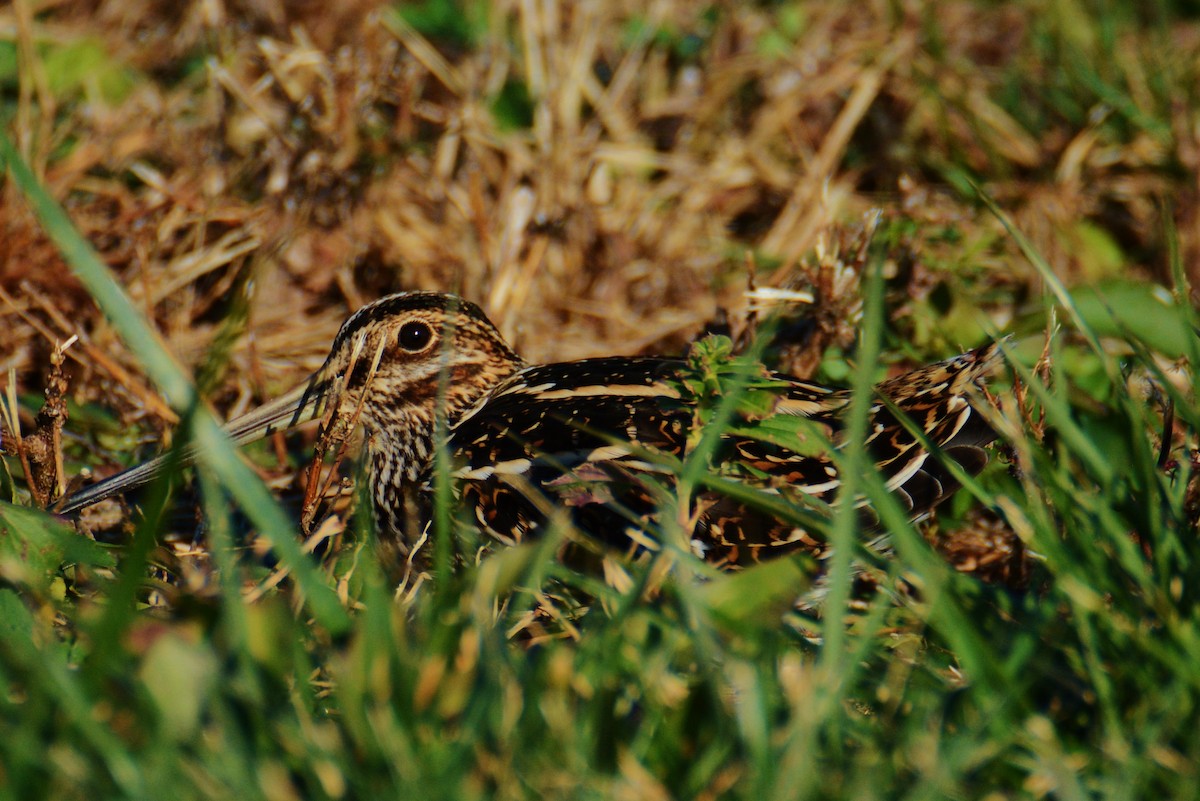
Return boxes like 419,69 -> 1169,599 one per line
56,376 -> 332,515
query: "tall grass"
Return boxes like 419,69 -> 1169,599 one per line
3,140 -> 1199,798
3,2 -> 1200,799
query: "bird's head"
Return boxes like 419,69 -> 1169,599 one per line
309,291 -> 524,434
57,291 -> 524,513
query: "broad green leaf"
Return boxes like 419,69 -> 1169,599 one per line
1065,221 -> 1125,281
0,587 -> 34,646
0,502 -> 114,592
1071,281 -> 1194,358
698,555 -> 811,628
137,630 -> 220,741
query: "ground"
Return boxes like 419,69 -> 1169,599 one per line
0,2 -> 1199,799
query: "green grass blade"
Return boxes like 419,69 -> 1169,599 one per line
0,131 -> 349,635
819,226 -> 886,668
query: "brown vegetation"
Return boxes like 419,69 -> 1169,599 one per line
1,1 -> 1195,507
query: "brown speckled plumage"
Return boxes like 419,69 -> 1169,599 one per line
62,291 -> 1004,577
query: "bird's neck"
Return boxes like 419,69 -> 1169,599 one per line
362,357 -> 523,537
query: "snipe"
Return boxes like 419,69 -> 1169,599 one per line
61,291 -> 1003,573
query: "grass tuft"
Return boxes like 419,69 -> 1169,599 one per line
2,2 -> 1200,798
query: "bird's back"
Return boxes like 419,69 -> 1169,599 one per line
410,344 -> 1000,567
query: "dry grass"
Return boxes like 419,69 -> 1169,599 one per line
3,0 -> 1193,610
4,1 -> 1192,443
2,3 -> 1200,798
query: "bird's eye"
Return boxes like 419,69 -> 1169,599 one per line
397,321 -> 434,352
